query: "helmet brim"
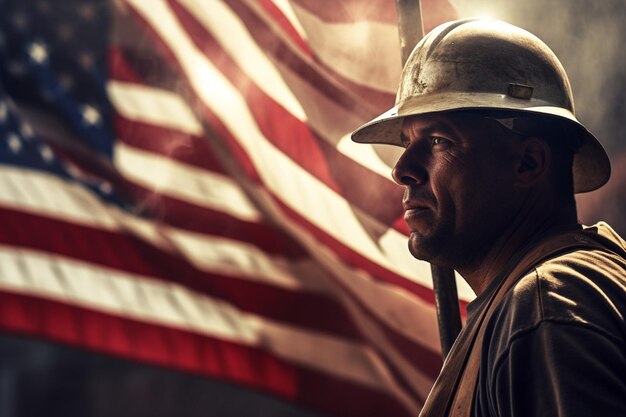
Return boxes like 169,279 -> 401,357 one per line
351,92 -> 610,193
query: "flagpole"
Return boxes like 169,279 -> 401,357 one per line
394,0 -> 462,359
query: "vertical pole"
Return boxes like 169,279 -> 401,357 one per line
395,0 -> 424,65
394,0 -> 462,359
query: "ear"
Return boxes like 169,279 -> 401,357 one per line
513,137 -> 551,189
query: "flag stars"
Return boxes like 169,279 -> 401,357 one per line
7,134 -> 22,153
39,144 -> 54,162
79,52 -> 95,69
79,4 -> 97,20
81,104 -> 101,126
66,164 -> 81,179
28,42 -> 49,64
20,123 -> 34,138
58,24 -> 74,41
11,13 -> 29,31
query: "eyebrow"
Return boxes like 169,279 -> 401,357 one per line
401,121 -> 457,142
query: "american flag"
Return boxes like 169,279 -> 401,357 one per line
0,0 -> 464,416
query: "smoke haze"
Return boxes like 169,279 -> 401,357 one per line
453,0 -> 626,235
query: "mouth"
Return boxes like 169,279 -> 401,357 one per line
404,206 -> 430,224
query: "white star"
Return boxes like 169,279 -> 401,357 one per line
81,105 -> 101,125
20,123 -> 34,138
11,13 -> 28,31
79,4 -> 96,20
99,182 -> 113,195
39,145 -> 54,162
79,52 -> 95,69
57,24 -> 73,41
66,164 -> 81,178
29,42 -> 48,64
7,134 -> 22,153
0,101 -> 7,123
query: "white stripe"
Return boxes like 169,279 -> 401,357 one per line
108,81 -> 203,135
336,132 -> 398,179
289,2 -> 400,92
115,142 -> 262,222
177,0 -> 307,122
0,246 -> 419,414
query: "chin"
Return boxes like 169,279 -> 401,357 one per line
408,231 -> 455,267
408,233 -> 436,262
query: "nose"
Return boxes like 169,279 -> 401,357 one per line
392,146 -> 428,186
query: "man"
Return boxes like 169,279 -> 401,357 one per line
351,18 -> 626,417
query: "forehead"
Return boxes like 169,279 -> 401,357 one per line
401,112 -> 483,140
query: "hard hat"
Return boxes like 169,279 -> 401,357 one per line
351,18 -> 610,193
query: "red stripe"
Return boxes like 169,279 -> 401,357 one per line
256,0 -> 314,57
109,47 -> 143,84
0,291 -> 416,417
114,114 -> 227,174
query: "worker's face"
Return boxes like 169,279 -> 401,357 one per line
392,113 -> 518,270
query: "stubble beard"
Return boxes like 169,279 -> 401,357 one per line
407,219 -> 467,270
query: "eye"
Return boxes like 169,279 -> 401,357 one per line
431,136 -> 451,147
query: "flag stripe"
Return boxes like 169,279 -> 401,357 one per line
107,4 -> 470,304
0,291 -> 417,417
0,163 -> 448,391
167,3 -> 405,224
0,207 -> 362,340
0,243 -> 429,410
219,0 -> 396,108
120,0 -> 435,293
258,0 -> 312,55
286,1 -> 401,92
109,69 -> 403,229
0,164 -> 445,353
114,114 -> 226,173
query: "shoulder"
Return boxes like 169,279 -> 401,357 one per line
485,244 -> 626,366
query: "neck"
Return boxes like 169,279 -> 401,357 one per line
459,197 -> 578,295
